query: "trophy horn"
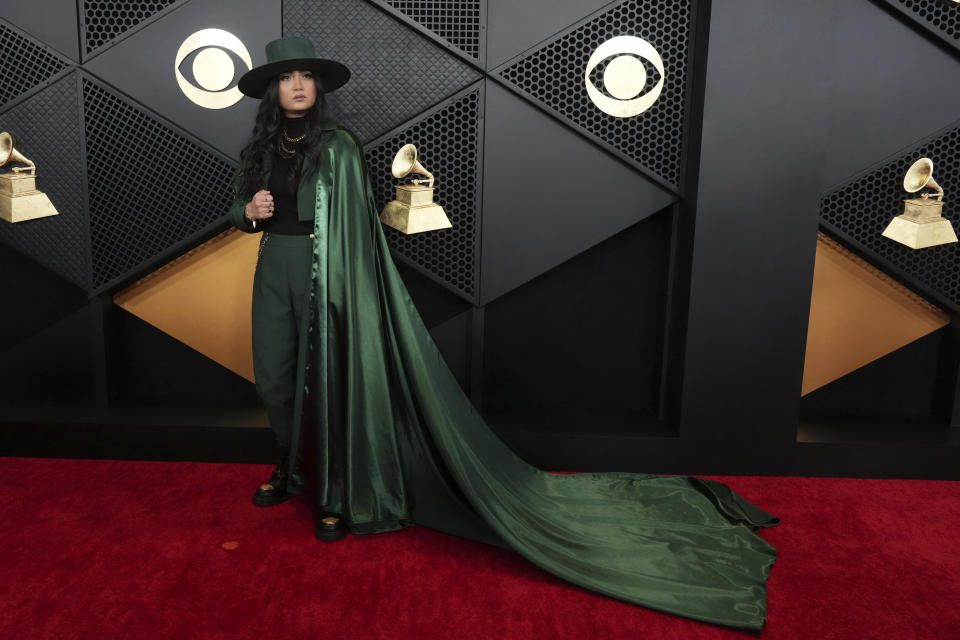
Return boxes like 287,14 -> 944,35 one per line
391,143 -> 434,188
0,132 -> 37,174
903,157 -> 943,201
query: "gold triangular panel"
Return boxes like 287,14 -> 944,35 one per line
802,233 -> 950,396
114,229 -> 258,382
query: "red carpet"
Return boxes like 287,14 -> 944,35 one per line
1,457 -> 957,639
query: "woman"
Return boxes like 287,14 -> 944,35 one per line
229,36 -> 779,631
230,37 -> 349,538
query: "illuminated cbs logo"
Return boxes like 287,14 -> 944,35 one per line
175,29 -> 252,109
584,36 -> 664,118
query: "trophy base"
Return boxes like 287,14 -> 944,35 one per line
902,197 -> 944,221
380,200 -> 452,234
882,214 -> 957,249
0,189 -> 59,223
0,172 -> 38,196
396,184 -> 436,207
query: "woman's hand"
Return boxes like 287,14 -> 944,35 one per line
245,189 -> 274,223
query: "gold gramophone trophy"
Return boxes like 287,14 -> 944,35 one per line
380,144 -> 452,234
881,157 -> 956,249
0,132 -> 59,223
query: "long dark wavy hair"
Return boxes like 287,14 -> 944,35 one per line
233,75 -> 328,201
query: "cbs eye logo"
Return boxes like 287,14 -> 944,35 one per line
584,36 -> 664,118
175,29 -> 252,109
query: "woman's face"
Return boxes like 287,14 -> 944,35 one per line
277,69 -> 316,118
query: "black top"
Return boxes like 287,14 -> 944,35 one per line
264,116 -> 314,236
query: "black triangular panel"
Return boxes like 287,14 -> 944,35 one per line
0,20 -> 69,111
0,243 -> 87,348
483,213 -> 671,421
485,0 -> 611,69
364,84 -> 483,303
494,0 -> 693,191
0,71 -> 90,290
116,309 -> 261,408
372,0 -> 483,61
1,0 -> 80,62
285,0 -> 482,143
480,80 -> 675,305
878,0 -> 960,56
820,119 -> 960,314
80,0 -> 183,57
80,0 -> 280,161
0,303 -> 99,408
800,330 -> 945,427
820,1 -> 960,183
429,307 -> 471,390
81,74 -> 235,291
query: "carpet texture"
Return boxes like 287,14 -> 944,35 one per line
0,457 -> 957,639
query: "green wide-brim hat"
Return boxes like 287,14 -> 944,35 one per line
238,36 -> 350,98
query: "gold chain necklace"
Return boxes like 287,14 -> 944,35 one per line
278,126 -> 305,158
278,137 -> 298,158
282,128 -> 306,143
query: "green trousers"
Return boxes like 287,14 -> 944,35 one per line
252,232 -> 314,450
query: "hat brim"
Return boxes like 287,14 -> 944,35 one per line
238,58 -> 350,98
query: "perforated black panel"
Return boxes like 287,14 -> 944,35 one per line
284,0 -> 481,143
82,76 -> 235,291
81,1 -> 179,55
820,122 -> 960,312
377,0 -> 482,59
496,0 -> 692,190
0,22 -> 68,110
0,72 -> 90,290
890,0 -> 960,46
364,86 -> 482,301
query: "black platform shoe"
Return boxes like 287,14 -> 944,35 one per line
252,466 -> 293,507
315,513 -> 347,542
252,443 -> 305,507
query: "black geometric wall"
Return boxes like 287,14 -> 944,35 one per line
483,212 -> 672,421
4,0 -> 959,478
293,0 -> 695,303
0,71 -> 90,290
792,0 -> 960,465
494,0 -> 694,190
480,80 -> 676,304
0,0 -> 79,61
820,119 -> 960,313
2,0 -> 697,307
485,1 -> 611,69
285,0 -> 482,144
0,20 -> 69,108
374,0 -> 484,61
1,0 -> 699,319
79,0 -> 277,161
1,6 -> 275,296
2,0 -> 699,463
82,75 -> 235,292
881,0 -> 960,52
365,84 -> 483,299
81,0 -> 181,57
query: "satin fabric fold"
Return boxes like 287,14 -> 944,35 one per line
286,127 -> 778,631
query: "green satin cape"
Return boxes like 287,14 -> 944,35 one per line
286,127 -> 778,631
